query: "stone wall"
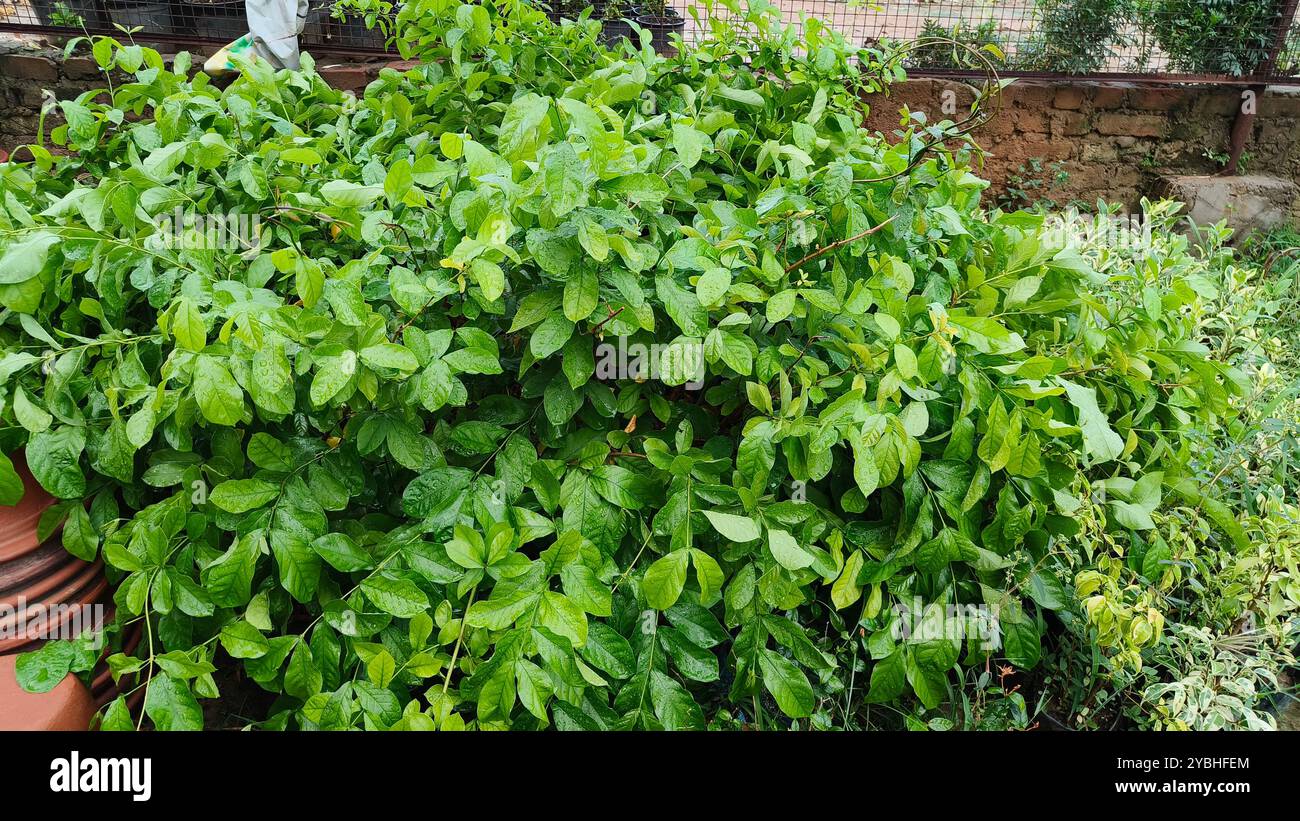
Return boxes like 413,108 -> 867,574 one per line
0,43 -> 106,154
861,78 -> 1300,212
4,33 -> 1300,216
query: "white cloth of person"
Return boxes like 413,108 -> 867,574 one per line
245,0 -> 311,69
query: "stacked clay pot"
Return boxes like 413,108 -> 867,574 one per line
0,453 -> 135,729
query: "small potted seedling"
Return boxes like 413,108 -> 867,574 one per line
634,0 -> 683,55
34,0 -> 105,28
547,0 -> 601,24
104,0 -> 174,32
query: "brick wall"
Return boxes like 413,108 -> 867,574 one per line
862,78 -> 1300,209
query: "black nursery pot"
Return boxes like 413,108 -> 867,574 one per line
546,1 -> 605,24
1039,706 -> 1123,731
105,0 -> 173,32
599,16 -> 632,48
634,9 -> 684,55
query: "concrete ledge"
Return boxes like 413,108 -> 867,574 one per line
1156,174 -> 1300,237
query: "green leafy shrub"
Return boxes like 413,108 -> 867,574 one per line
1140,622 -> 1295,730
1147,0 -> 1284,75
0,0 -> 1269,730
1024,206 -> 1300,729
1020,0 -> 1133,73
904,19 -> 1006,70
995,158 -> 1070,212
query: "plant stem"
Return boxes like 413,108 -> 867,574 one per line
783,215 -> 896,274
441,586 -> 477,696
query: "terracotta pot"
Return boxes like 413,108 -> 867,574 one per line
91,613 -> 142,702
95,684 -> 145,714
0,653 -> 95,730
0,540 -> 88,603
91,664 -> 116,699
0,451 -> 121,728
93,661 -> 140,707
0,452 -> 107,649
0,455 -> 58,563
94,673 -> 144,711
0,572 -> 108,654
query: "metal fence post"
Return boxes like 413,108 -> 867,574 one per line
1225,0 -> 1299,174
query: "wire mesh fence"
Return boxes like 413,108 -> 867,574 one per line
1,0 -> 1298,81
683,0 -> 1300,80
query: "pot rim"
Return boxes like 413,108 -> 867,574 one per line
0,545 -> 88,608
634,13 -> 684,26
0,452 -> 59,564
0,566 -> 107,653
